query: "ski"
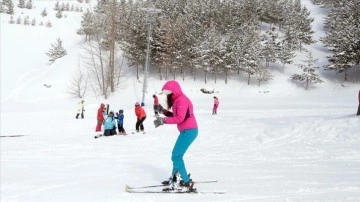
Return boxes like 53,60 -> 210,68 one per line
125,187 -> 225,194
125,180 -> 218,190
0,135 -> 26,138
94,134 -> 103,139
131,131 -> 146,134
94,133 -> 123,139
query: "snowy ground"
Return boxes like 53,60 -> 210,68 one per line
1,82 -> 359,202
1,0 -> 360,202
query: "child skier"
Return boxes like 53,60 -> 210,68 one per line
212,96 -> 219,115
153,94 -> 159,116
95,103 -> 106,132
76,99 -> 85,119
135,102 -> 147,133
115,109 -> 126,135
103,111 -> 117,136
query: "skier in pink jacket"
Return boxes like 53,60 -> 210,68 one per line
212,96 -> 219,115
153,80 -> 198,192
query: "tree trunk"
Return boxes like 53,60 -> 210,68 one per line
165,66 -> 168,80
96,35 -> 106,98
214,72 -> 217,84
182,68 -> 185,81
109,0 -> 116,93
344,69 -> 348,82
204,70 -> 207,84
305,77 -> 309,90
225,69 -> 228,84
136,64 -> 139,80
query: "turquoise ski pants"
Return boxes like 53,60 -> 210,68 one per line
171,128 -> 198,183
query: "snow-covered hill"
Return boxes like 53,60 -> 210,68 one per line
1,0 -> 359,201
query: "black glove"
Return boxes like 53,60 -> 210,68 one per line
158,104 -> 165,114
153,117 -> 165,128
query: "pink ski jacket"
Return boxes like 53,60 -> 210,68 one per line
162,80 -> 198,131
214,98 -> 219,106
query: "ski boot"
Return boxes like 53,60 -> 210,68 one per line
162,172 -> 195,192
162,173 -> 192,186
162,172 -> 182,192
181,180 -> 196,193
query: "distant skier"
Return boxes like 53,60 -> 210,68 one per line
153,80 -> 198,192
212,96 -> 219,115
357,90 -> 360,116
115,109 -> 127,135
153,94 -> 159,116
76,99 -> 85,119
96,103 -> 106,132
135,102 -> 146,133
103,110 -> 117,136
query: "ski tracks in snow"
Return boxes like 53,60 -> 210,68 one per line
1,67 -> 52,102
197,107 -> 360,200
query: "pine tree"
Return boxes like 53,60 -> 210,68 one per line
25,0 -> 32,9
7,0 -> 14,14
155,17 -> 177,80
46,21 -> 52,27
291,51 -> 323,90
259,0 -> 283,25
46,38 -> 67,64
118,2 -> 147,80
321,0 -> 360,81
281,0 -> 315,51
41,8 -> 47,17
221,37 -> 236,84
241,29 -> 263,85
254,65 -> 273,87
65,2 -> 70,11
198,24 -> 223,84
78,9 -> 95,41
94,0 -> 107,13
23,15 -> 30,25
0,2 -> 4,13
60,3 -> 65,11
18,0 -> 25,8
9,15 -> 15,24
261,26 -> 281,68
54,1 -> 60,11
16,16 -> 21,24
31,17 -> 36,26
56,9 -> 62,18
278,40 -> 296,70
296,5 -> 315,48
